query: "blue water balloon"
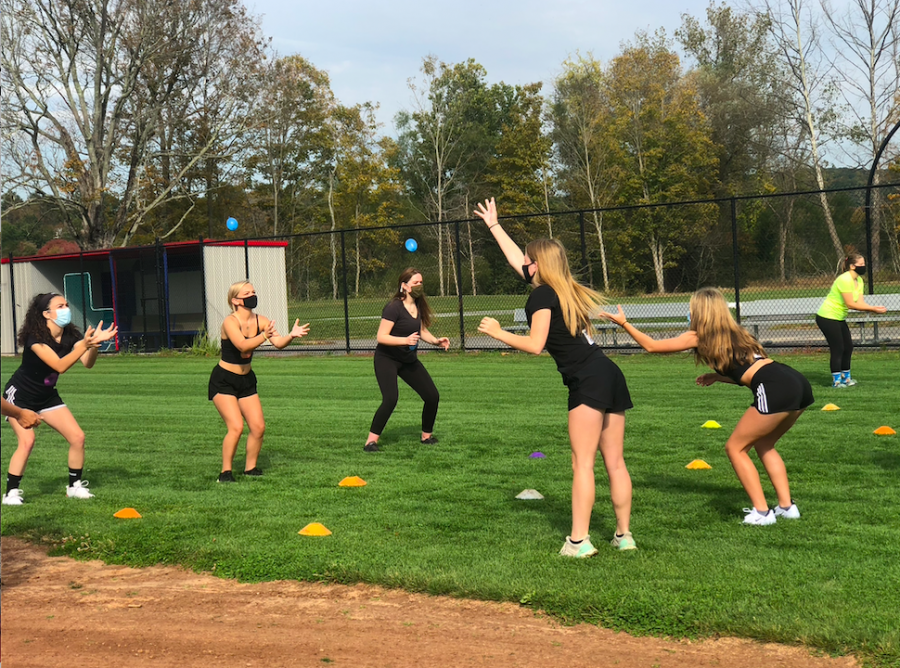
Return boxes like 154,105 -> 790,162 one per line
226,217 -> 239,231
405,238 -> 418,252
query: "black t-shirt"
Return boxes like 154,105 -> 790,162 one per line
525,284 -> 603,374
375,299 -> 421,363
10,332 -> 79,394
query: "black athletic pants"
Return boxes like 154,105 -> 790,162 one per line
815,314 -> 853,373
370,353 -> 440,435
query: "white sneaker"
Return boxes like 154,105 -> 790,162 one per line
742,507 -> 776,525
66,480 -> 95,499
843,378 -> 857,387
774,503 -> 801,519
2,489 -> 24,505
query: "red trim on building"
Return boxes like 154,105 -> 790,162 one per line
1,239 -> 288,264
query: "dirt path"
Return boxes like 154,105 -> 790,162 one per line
0,537 -> 857,668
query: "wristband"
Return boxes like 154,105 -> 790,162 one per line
489,223 -> 499,229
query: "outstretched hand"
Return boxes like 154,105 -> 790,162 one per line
91,321 -> 118,344
696,373 -> 719,387
873,305 -> 888,314
473,198 -> 498,228
597,305 -> 627,326
264,319 -> 277,340
478,317 -> 502,339
290,319 -> 310,339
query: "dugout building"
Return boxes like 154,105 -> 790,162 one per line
1,239 -> 288,355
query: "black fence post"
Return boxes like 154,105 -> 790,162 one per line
864,118 -> 900,294
578,211 -> 589,279
454,221 -> 465,351
79,249 -> 88,332
730,197 -> 741,324
243,238 -> 250,280
8,253 -> 18,355
198,236 -> 208,334
340,230 -> 350,354
155,238 -> 168,350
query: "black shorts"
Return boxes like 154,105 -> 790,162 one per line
3,378 -> 66,414
208,365 -> 258,401
561,353 -> 634,413
749,362 -> 814,415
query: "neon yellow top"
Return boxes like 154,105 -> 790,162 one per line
817,272 -> 863,321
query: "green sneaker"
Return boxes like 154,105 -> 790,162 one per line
559,536 -> 599,558
610,531 -> 637,551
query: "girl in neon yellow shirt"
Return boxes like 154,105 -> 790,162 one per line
815,251 -> 886,387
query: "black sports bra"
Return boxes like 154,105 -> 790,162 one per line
716,354 -> 765,384
221,314 -> 259,364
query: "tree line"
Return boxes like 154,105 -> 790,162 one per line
2,0 -> 899,296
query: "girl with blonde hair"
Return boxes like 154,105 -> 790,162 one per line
209,280 -> 309,482
474,198 -> 636,556
601,287 -> 813,525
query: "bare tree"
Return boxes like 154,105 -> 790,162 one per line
822,0 -> 900,272
1,0 -> 266,249
759,0 -> 844,261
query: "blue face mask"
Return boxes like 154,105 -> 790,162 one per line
53,307 -> 72,327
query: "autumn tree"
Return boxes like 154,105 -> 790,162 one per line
550,53 -> 619,290
822,0 -> 900,272
606,32 -> 719,293
756,0 -> 844,262
0,0 -> 266,249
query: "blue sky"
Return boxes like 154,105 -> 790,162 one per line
246,0 -> 722,132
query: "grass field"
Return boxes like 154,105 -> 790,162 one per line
2,351 -> 899,666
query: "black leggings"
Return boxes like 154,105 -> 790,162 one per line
370,353 -> 440,435
816,314 -> 853,373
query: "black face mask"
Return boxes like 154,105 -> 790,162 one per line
853,265 -> 866,276
241,295 -> 258,309
522,263 -> 535,285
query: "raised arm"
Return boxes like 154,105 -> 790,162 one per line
598,305 -> 698,353
473,198 -> 526,279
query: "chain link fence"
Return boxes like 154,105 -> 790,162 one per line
3,184 -> 898,355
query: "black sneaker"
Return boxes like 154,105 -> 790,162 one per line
243,467 -> 263,477
363,441 -> 381,452
421,436 -> 439,445
217,471 -> 236,483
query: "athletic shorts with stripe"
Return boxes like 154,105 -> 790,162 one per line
748,362 -> 814,415
3,380 -> 66,414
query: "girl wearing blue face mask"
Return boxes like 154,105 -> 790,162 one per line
210,281 -> 310,483
3,293 -> 117,505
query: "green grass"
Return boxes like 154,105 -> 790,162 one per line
2,352 -> 899,666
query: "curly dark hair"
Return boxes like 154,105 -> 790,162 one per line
17,293 -> 82,347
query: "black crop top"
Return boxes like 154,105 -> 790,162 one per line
221,314 -> 260,364
716,354 -> 765,384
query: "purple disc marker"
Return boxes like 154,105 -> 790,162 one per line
529,451 -> 545,459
